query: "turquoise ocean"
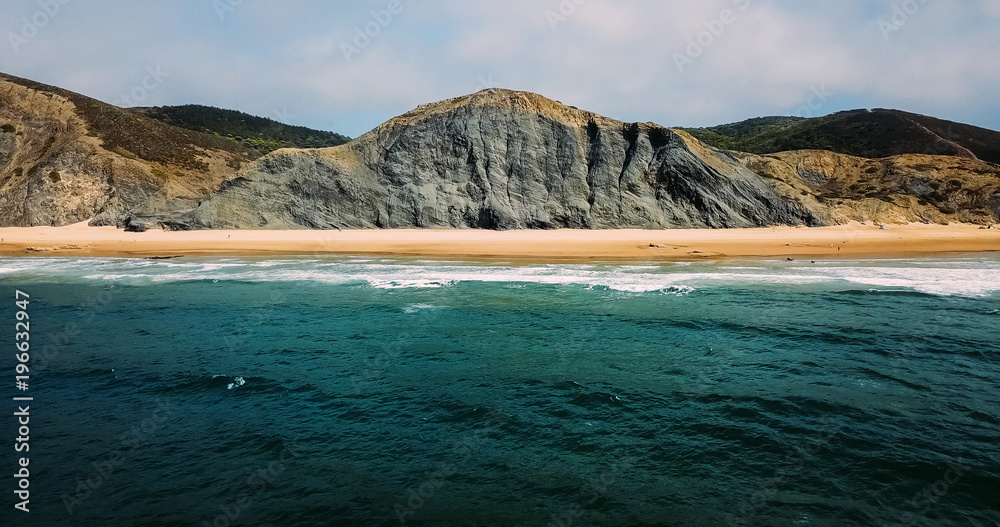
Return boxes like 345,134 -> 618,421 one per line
1,255 -> 998,526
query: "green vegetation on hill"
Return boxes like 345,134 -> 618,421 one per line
681,109 -> 1000,164
683,116 -> 807,151
135,105 -> 351,155
1,73 -> 255,170
680,113 -> 861,155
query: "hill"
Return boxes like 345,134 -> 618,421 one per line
2,72 -> 998,230
134,105 -> 350,155
0,73 -> 257,226
682,109 -> 1000,163
125,89 -> 1000,231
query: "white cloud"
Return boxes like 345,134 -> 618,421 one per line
1,0 -> 997,135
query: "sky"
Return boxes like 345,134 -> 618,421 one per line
2,0 -> 999,137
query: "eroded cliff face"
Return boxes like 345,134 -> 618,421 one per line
3,79 -> 998,230
736,150 -> 1000,225
0,74 -> 253,227
0,81 -> 113,226
128,90 -> 825,230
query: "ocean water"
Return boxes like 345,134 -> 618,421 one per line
1,255 -> 998,526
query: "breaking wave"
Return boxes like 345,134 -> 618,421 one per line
1,256 -> 999,297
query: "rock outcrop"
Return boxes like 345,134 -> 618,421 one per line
123,90 -> 810,230
2,74 -> 998,231
736,150 -> 1000,226
0,73 -> 255,227
127,90 -> 1000,231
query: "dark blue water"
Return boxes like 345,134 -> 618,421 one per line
1,257 -> 998,526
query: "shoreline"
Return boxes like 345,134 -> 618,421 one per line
0,222 -> 998,262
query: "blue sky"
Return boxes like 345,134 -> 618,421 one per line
2,0 -> 999,137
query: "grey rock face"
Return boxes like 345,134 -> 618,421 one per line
0,74 -> 254,228
7,76 -> 994,231
131,90 -> 821,230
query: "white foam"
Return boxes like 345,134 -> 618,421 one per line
818,266 -> 999,297
368,279 -> 457,289
403,303 -> 439,313
4,256 -> 1000,297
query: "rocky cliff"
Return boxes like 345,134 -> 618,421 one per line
736,150 -> 1000,225
0,73 -> 255,227
126,89 -> 1000,231
2,74 -> 998,230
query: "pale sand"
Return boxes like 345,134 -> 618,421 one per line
0,221 -> 997,261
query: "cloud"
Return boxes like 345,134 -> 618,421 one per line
1,0 -> 997,136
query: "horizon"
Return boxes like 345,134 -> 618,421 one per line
2,2 -> 999,137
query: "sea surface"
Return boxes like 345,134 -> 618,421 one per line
1,255 -> 998,526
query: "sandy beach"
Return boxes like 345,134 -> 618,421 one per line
0,221 -> 996,261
